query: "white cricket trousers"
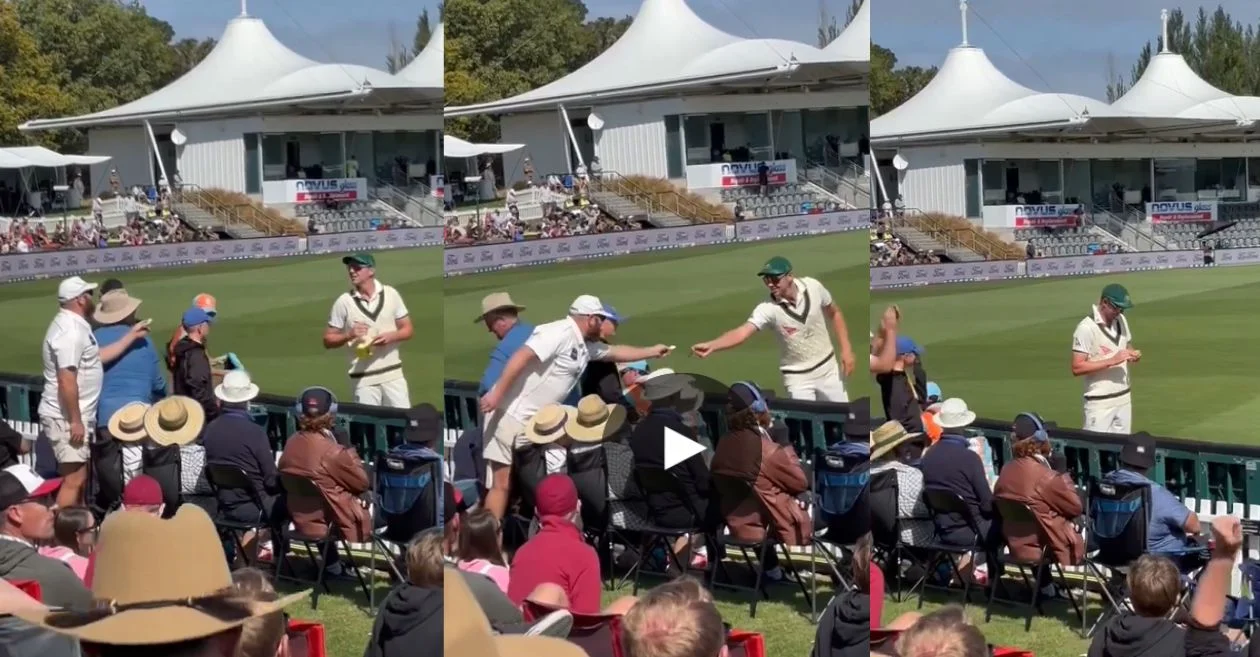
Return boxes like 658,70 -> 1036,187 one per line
783,357 -> 849,402
353,376 -> 411,409
1083,396 -> 1132,434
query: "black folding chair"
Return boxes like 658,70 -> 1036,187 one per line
710,472 -> 813,618
204,464 -> 275,570
1081,478 -> 1151,637
278,473 -> 371,610
811,461 -> 871,619
918,488 -> 985,610
869,469 -> 927,602
628,465 -> 704,594
987,497 -> 1083,631
371,447 -> 441,608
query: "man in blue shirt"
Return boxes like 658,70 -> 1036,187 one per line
1102,432 -> 1204,568
477,293 -> 534,396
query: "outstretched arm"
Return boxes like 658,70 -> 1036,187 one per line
691,323 -> 757,358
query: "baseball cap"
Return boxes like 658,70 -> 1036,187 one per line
57,276 -> 98,303
535,474 -> 579,517
122,474 -> 163,507
192,293 -> 218,316
843,397 -> 870,441
620,360 -> 649,374
1101,283 -> 1133,310
405,403 -> 442,445
0,464 -> 61,510
926,382 -> 942,402
601,303 -> 624,324
299,387 -> 336,417
569,295 -> 615,319
342,253 -> 376,268
895,336 -> 922,357
181,307 -> 215,329
758,256 -> 792,277
1120,431 -> 1157,469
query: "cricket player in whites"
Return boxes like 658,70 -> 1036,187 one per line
1071,283 -> 1140,434
324,253 -> 413,407
691,256 -> 855,401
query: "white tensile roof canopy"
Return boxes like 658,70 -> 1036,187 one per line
0,146 -> 110,169
398,23 -> 444,89
871,6 -> 1253,145
823,0 -> 869,63
446,0 -> 867,117
21,14 -> 442,132
443,135 -> 523,159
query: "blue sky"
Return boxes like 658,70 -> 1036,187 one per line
874,0 -> 1260,98
141,0 -> 828,70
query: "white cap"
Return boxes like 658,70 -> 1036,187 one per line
569,294 -> 612,318
57,276 -> 97,303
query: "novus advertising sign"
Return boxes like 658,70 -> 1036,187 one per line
1012,204 -> 1083,228
1145,201 -> 1217,224
684,159 -> 798,189
292,178 -> 367,203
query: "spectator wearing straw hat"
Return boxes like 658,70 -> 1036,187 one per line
96,402 -> 152,512
476,292 -> 532,398
172,306 -> 218,423
869,421 -> 932,548
141,395 -> 207,514
93,288 -> 166,452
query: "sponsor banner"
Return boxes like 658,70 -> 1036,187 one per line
1025,250 -> 1199,277
445,224 -> 732,275
1013,204 -> 1084,228
1212,246 -> 1260,266
1145,201 -> 1217,224
869,260 -> 1024,289
0,237 -> 303,283
735,210 -> 866,241
262,178 -> 369,204
685,159 -> 798,189
306,227 -> 443,254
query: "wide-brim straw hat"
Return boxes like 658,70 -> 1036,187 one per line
445,569 -> 585,657
475,292 -> 525,323
565,395 -> 626,443
870,420 -> 923,461
92,290 -> 142,325
15,505 -> 308,646
107,402 -> 150,443
524,405 -> 574,445
640,372 -> 703,414
143,396 -> 205,447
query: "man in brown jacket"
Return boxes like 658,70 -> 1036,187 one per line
993,413 -> 1084,597
711,382 -> 811,581
278,387 -> 372,563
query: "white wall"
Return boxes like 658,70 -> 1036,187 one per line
499,112 -> 570,186
597,104 -> 669,179
895,146 -> 970,216
174,117 -> 260,192
87,127 -> 149,192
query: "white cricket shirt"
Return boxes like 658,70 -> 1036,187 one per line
747,276 -> 836,373
329,280 -> 409,386
498,317 -> 610,425
1071,304 -> 1132,402
39,309 -> 103,423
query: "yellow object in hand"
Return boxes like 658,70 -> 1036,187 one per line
355,341 -> 374,360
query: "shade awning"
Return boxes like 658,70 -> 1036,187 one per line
444,136 -> 524,158
0,146 -> 110,169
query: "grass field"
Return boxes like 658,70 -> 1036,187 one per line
870,265 -> 1260,441
444,231 -> 870,400
0,249 -> 444,406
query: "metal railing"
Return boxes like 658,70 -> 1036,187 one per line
172,184 -> 301,236
371,181 -> 443,226
1086,205 -> 1168,252
804,160 -> 869,210
588,171 -> 730,224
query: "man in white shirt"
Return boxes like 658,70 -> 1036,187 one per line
323,253 -> 414,407
40,277 -> 149,508
691,256 -> 855,402
1071,283 -> 1140,434
477,295 -> 672,519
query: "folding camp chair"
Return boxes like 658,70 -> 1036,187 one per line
988,497 -> 1083,631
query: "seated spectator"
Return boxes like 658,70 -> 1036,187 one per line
0,419 -> 26,469
37,506 -> 95,581
278,387 -> 371,578
0,464 -> 91,610
993,413 -> 1084,597
231,568 -> 289,657
444,569 -> 585,656
204,370 -> 282,562
920,398 -> 994,580
366,529 -> 444,657
1180,515 -> 1243,657
710,381 -> 811,580
444,481 -> 469,556
887,606 -> 988,657
814,532 -> 873,657
1087,553 -> 1187,657
457,508 -> 510,594
507,474 -> 601,613
622,574 -> 727,657
121,474 -> 165,515
1102,432 -> 1204,571
868,421 -> 932,547
0,576 -> 78,657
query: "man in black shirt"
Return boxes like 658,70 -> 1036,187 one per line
875,336 -> 925,433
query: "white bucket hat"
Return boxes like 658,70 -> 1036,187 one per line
936,397 -> 977,429
214,370 -> 259,404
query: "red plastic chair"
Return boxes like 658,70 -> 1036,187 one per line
10,580 -> 41,602
992,649 -> 1034,657
523,600 -> 625,657
726,630 -> 766,657
286,620 -> 327,657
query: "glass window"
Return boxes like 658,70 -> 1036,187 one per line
1063,159 -> 1091,205
1153,158 -> 1195,199
964,159 -> 980,218
770,110 -> 805,166
318,133 -> 344,177
1221,158 -> 1244,199
1092,159 -> 1150,211
980,159 -> 1005,205
243,133 -> 260,194
665,115 -> 683,179
261,134 -> 286,181
683,115 -> 710,165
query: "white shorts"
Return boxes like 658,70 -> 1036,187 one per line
1083,397 -> 1132,435
783,357 -> 848,403
42,417 -> 90,465
353,376 -> 411,408
482,413 -> 527,479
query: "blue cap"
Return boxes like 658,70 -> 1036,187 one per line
181,307 -> 215,329
601,303 -> 623,324
926,381 -> 942,401
895,336 -> 922,357
622,360 -> 649,373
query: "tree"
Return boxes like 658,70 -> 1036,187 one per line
870,44 -> 937,117
816,0 -> 840,48
1109,5 -> 1260,99
582,16 -> 631,64
415,8 -> 433,53
170,37 -> 216,79
0,1 -> 73,147
385,25 -> 414,73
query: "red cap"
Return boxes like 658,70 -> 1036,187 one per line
122,475 -> 163,507
534,474 -> 578,517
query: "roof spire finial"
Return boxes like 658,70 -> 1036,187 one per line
1160,9 -> 1170,54
240,0 -> 248,17
960,0 -> 969,46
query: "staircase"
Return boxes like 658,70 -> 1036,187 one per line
373,180 -> 444,226
804,160 -> 870,210
589,172 -> 728,226
1087,205 -> 1169,251
888,211 -> 993,262
173,201 -> 264,239
173,184 -> 302,237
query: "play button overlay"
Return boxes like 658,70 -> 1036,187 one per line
664,426 -> 706,469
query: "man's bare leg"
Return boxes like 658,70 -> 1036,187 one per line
484,462 -> 512,520
57,463 -> 86,509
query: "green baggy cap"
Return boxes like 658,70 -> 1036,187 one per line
758,256 -> 792,277
342,253 -> 376,268
1101,283 -> 1132,310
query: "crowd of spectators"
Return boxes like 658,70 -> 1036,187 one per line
444,192 -> 639,246
865,304 -> 1259,657
871,220 -> 939,267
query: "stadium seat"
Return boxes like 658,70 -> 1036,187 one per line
986,498 -> 1083,632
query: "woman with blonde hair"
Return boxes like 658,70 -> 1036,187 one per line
365,529 -> 444,657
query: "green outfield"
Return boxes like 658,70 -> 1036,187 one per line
871,265 -> 1260,442
0,249 -> 444,406
444,232 -> 869,400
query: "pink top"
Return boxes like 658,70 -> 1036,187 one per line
457,558 -> 510,594
38,546 -> 89,582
